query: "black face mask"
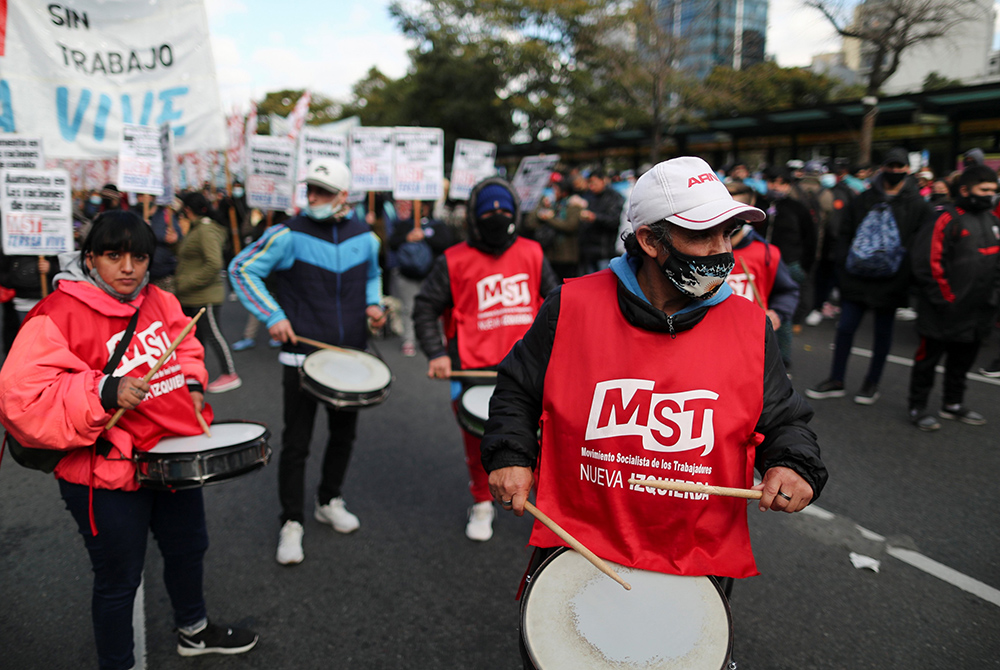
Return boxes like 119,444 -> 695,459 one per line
476,213 -> 516,250
882,171 -> 906,187
957,194 -> 998,212
659,240 -> 735,300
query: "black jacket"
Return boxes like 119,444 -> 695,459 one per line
578,187 -> 625,263
765,197 -> 817,271
911,204 -> 1000,342
837,174 -> 934,309
480,269 -> 828,500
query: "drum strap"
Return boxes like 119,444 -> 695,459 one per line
94,307 -> 141,459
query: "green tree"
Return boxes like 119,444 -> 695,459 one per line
340,68 -> 412,128
255,89 -> 343,134
922,71 -> 964,91
696,62 -> 859,117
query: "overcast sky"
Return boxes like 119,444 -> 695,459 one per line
206,0 -> 999,112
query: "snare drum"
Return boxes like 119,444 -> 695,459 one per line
521,548 -> 733,669
299,348 -> 392,408
457,384 -> 494,437
135,421 -> 271,490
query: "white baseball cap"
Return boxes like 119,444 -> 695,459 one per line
628,157 -> 765,232
303,158 -> 351,194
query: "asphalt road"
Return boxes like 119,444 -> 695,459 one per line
1,297 -> 999,669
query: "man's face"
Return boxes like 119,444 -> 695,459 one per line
883,163 -> 909,177
730,165 -> 749,180
767,178 -> 791,194
665,220 -> 740,259
307,184 -> 337,207
963,182 -> 998,198
588,176 -> 606,194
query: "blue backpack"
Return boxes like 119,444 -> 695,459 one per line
846,202 -> 905,277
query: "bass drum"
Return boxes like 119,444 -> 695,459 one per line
135,421 -> 271,490
520,548 -> 733,669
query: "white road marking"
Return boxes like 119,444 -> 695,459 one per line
799,504 -> 1000,607
849,346 -> 1000,387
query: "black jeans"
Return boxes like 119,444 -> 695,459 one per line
182,304 -> 237,377
279,364 -> 358,523
908,336 -> 981,410
60,481 -> 208,670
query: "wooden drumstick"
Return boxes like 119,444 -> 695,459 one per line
105,308 -> 206,430
446,370 -> 498,379
294,335 -> 347,353
195,411 -> 212,437
738,257 -> 766,310
523,500 -> 632,591
628,478 -> 762,500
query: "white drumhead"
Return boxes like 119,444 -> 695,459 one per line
523,550 -> 730,669
460,384 -> 495,421
149,422 -> 268,454
303,349 -> 391,393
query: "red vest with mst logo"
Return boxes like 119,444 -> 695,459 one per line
728,239 -> 780,310
445,237 -> 545,369
535,270 -> 765,578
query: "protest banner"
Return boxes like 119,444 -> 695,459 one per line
449,139 -> 497,201
117,124 -> 163,195
349,127 -> 394,192
1,168 -> 74,256
294,128 -> 348,208
0,136 -> 45,170
156,123 -> 176,205
393,127 -> 444,202
245,135 -> 296,211
1,1 -> 226,158
511,155 -> 560,212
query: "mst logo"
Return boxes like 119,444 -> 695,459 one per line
585,379 -> 718,455
106,321 -> 176,376
477,272 -> 531,311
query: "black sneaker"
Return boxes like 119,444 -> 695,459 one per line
978,359 -> 1000,378
177,620 -> 259,657
939,405 -> 987,426
854,381 -> 880,405
909,408 -> 941,431
805,379 -> 846,399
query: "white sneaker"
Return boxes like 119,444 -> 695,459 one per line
804,310 -> 823,326
465,501 -> 495,541
276,521 -> 304,565
314,497 -> 360,533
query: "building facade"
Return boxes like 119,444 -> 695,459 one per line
658,0 -> 768,80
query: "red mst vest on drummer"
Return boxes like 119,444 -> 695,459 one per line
445,237 -> 545,369
535,270 -> 765,578
728,239 -> 780,309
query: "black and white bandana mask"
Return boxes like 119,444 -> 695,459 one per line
659,240 -> 734,300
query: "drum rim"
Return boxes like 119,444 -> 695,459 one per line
456,384 -> 494,438
300,375 -> 392,408
519,547 -> 734,670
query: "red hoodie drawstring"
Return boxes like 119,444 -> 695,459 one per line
88,443 -> 99,536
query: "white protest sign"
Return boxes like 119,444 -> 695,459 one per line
1,168 -> 74,255
349,127 -> 394,192
1,1 -> 227,159
294,129 -> 347,208
117,124 -> 163,195
511,155 -> 560,212
245,135 -> 296,211
449,139 -> 497,200
393,127 -> 444,201
0,136 -> 45,170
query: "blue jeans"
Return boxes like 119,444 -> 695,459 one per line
830,298 -> 896,385
60,481 -> 209,670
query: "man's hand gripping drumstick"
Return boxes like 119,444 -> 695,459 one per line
105,308 -> 209,433
629,465 -> 814,513
490,465 -> 631,591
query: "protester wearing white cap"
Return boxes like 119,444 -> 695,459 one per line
229,157 -> 387,565
480,156 -> 827,667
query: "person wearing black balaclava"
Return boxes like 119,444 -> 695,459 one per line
412,177 -> 559,543
807,147 -> 934,406
907,165 -> 1000,429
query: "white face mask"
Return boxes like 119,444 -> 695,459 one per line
305,200 -> 347,220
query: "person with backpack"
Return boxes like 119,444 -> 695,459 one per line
412,178 -> 560,542
0,211 -> 258,670
387,199 -> 454,356
807,147 -> 934,405
906,165 -> 1000,430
